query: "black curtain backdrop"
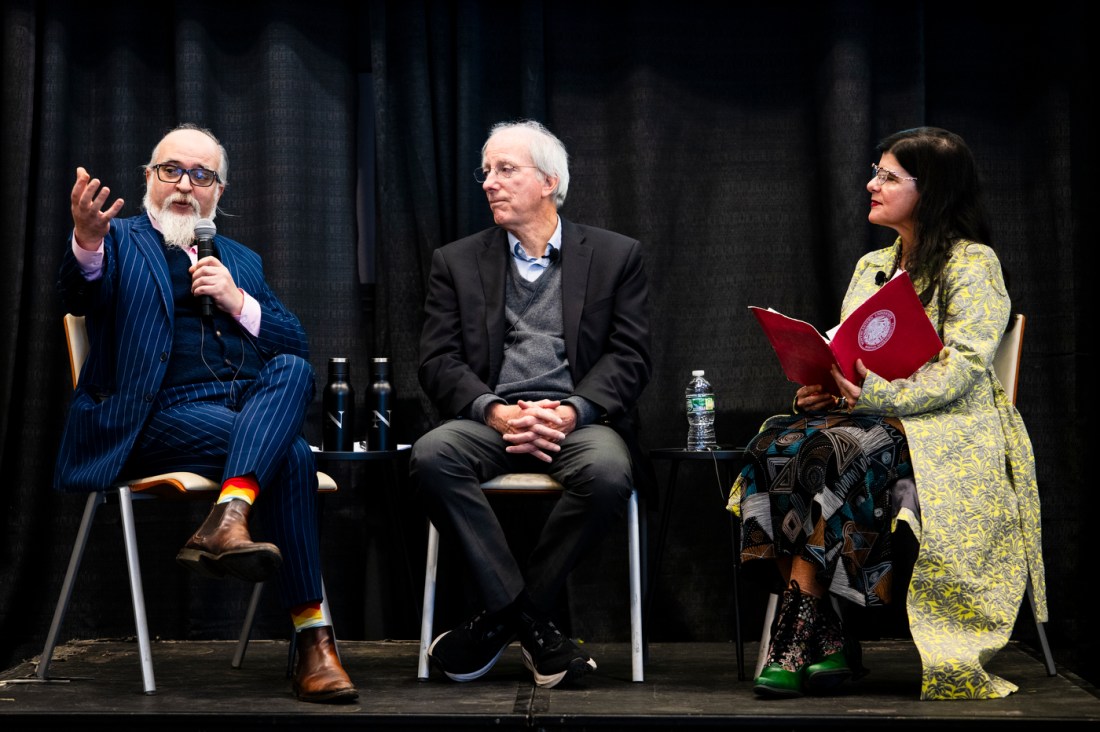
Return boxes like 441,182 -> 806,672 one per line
2,0 -> 1092,688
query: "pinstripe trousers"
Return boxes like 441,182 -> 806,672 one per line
124,353 -> 322,608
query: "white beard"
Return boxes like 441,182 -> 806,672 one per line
143,190 -> 215,249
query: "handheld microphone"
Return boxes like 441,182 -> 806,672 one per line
194,218 -> 217,317
874,271 -> 887,286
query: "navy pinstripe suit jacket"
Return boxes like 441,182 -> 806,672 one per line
54,214 -> 309,493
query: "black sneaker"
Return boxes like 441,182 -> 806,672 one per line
428,610 -> 516,682
517,612 -> 597,688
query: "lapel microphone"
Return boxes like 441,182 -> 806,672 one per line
194,218 -> 218,317
875,271 -> 887,286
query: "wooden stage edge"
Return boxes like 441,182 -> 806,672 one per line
2,639 -> 1098,730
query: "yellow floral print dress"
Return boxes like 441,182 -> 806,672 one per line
729,238 -> 1047,699
842,239 -> 1047,699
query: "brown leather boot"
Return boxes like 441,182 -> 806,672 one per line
293,626 -> 359,703
176,499 -> 282,582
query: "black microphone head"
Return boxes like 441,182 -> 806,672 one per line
875,271 -> 887,286
546,247 -> 560,263
194,218 -> 217,240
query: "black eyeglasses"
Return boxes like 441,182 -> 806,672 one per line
151,163 -> 221,187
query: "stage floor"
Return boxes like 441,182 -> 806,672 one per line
3,640 -> 1098,730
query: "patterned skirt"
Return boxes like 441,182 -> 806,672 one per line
728,412 -> 911,607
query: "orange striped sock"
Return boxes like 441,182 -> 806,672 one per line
217,475 -> 259,505
290,601 -> 327,632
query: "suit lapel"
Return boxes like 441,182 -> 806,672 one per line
217,238 -> 240,283
560,218 -> 590,369
130,214 -> 174,325
478,229 -> 509,383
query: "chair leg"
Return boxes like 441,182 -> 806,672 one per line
1027,575 -> 1056,676
320,581 -> 340,660
418,521 -> 441,680
38,492 -> 105,681
233,582 -> 265,669
755,592 -> 779,680
627,489 -> 644,682
638,493 -> 649,665
728,512 -> 745,680
117,486 -> 156,694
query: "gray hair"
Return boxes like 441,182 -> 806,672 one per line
147,123 -> 229,185
483,120 -> 569,208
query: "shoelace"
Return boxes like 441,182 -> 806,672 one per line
467,612 -> 508,642
767,582 -> 813,669
525,617 -> 565,649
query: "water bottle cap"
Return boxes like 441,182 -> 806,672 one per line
328,357 -> 350,378
692,370 -> 704,376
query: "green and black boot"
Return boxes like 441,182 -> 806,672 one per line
804,596 -> 852,693
754,581 -> 817,699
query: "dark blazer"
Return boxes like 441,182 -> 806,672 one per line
54,214 -> 308,492
418,218 -> 652,434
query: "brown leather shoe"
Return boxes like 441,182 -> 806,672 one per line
176,499 -> 282,582
293,626 -> 359,703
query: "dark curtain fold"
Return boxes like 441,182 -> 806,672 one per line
1,0 -> 1092,686
369,0 -> 549,432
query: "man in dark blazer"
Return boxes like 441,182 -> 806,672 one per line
411,120 -> 651,689
55,125 -> 356,703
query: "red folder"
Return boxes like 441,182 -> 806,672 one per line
750,272 -> 943,396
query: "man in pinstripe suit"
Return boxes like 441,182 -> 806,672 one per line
55,125 -> 357,703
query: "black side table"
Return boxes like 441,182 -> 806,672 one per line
313,447 -> 416,617
315,446 -> 410,465
649,446 -> 748,679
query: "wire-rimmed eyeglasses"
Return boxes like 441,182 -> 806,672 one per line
473,164 -> 540,183
870,164 -> 917,185
151,163 -> 222,187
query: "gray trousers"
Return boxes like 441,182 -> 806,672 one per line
410,419 -> 632,614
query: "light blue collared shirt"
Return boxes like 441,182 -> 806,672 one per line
508,217 -> 562,282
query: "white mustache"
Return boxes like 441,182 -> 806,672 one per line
166,193 -> 199,215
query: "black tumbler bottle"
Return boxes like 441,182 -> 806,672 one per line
369,357 -> 392,451
322,357 -> 355,451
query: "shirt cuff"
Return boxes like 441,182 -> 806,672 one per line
235,290 -> 262,337
71,234 -> 105,281
469,393 -> 506,423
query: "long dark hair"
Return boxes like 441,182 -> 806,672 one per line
878,127 -> 993,305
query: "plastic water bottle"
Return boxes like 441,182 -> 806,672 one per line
685,370 -> 717,451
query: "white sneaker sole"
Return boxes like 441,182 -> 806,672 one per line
427,631 -> 512,682
521,648 -> 597,688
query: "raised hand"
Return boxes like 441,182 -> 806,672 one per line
71,167 -> 124,248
